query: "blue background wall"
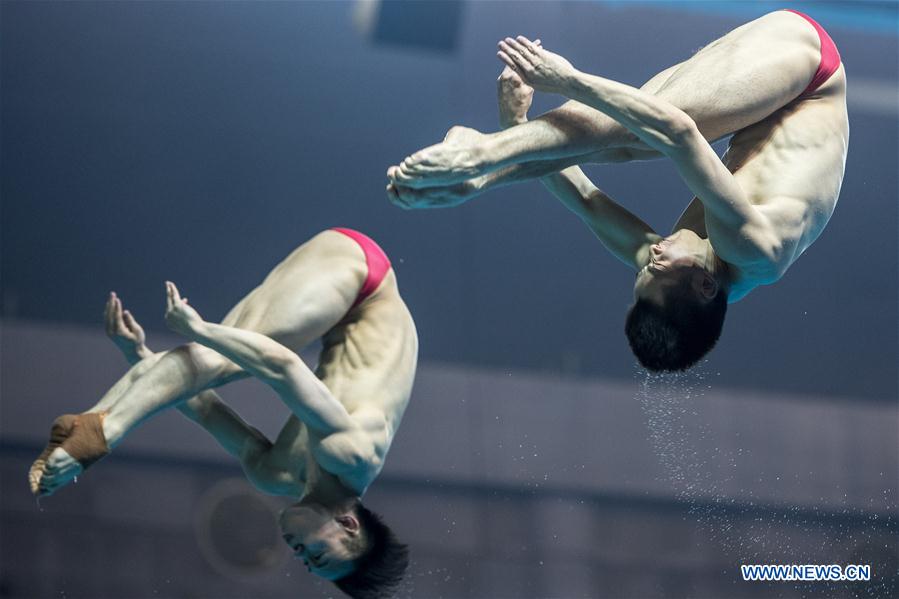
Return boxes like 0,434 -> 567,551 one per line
2,2 -> 897,598
3,0 -> 897,401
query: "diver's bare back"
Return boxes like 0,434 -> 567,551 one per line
311,273 -> 418,494
237,231 -> 419,495
723,72 -> 847,298
678,12 -> 849,298
317,268 -> 418,430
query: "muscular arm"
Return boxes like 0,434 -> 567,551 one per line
165,283 -> 354,437
541,170 -> 660,268
479,61 -> 681,194
501,38 -> 777,249
121,350 -> 271,459
568,74 -> 782,261
105,294 -> 274,482
563,72 -> 764,228
195,325 -> 353,434
496,67 -> 659,269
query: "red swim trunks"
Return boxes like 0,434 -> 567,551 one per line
331,228 -> 392,307
785,10 -> 841,97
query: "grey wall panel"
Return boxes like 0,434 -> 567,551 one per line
3,319 -> 895,514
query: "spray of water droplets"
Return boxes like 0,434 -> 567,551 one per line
635,363 -> 896,598
390,563 -> 455,598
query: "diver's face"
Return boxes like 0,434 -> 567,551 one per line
648,231 -> 701,269
635,234 -> 717,306
279,504 -> 359,581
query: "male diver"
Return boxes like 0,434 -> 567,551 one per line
388,11 -> 848,371
29,229 -> 417,598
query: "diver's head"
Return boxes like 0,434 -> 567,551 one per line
627,230 -> 728,371
280,500 -> 409,597
280,501 -> 360,580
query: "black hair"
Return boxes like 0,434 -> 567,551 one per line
333,503 -> 409,599
625,279 -> 728,371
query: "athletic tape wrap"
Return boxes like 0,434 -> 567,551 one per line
48,413 -> 110,469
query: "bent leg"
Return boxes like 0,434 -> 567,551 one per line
450,64 -> 685,199
98,343 -> 246,446
31,231 -> 367,495
30,342 -> 246,495
92,232 -> 362,448
479,62 -> 684,169
221,230 -> 366,350
393,10 -> 822,188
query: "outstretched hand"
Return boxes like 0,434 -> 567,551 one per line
105,291 -> 150,362
164,281 -> 204,338
497,63 -> 535,129
497,36 -> 577,94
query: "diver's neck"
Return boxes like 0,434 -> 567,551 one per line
703,239 -> 733,291
300,470 -> 358,512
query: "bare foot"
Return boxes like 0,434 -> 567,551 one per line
386,175 -> 483,210
29,413 -> 109,496
387,126 -> 494,189
30,447 -> 83,497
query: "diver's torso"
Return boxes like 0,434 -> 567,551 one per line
723,64 -> 848,286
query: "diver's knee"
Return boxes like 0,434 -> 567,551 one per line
173,343 -> 233,383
